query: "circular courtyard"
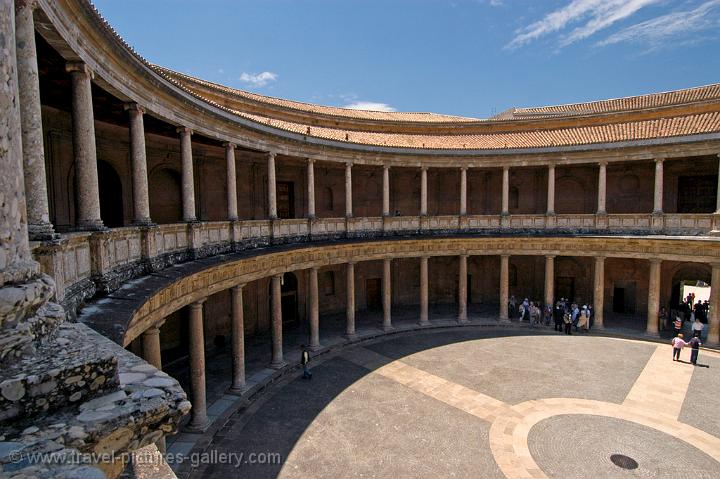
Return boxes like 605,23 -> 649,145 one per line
190,330 -> 720,478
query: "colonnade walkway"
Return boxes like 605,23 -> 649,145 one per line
161,305 -> 714,476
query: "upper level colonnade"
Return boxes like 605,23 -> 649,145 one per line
15,0 -> 720,242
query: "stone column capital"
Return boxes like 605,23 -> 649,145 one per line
460,253 -> 469,259
347,260 -> 356,266
231,283 -> 245,293
383,164 -> 390,170
15,0 -> 39,13
501,254 -> 511,260
144,324 -> 162,336
273,273 -> 283,281
547,162 -> 556,169
655,157 -> 665,164
307,157 -> 316,164
595,255 -> 606,262
545,254 -> 556,260
223,141 -> 236,150
65,61 -> 94,79
345,162 -> 353,169
176,126 -> 193,136
460,166 -> 468,172
649,258 -> 663,266
502,165 -> 510,172
190,299 -> 206,310
421,165 -> 428,172
598,160 -> 608,167
268,151 -> 277,159
123,102 -> 145,114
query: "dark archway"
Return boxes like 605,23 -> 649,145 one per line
98,160 -> 124,227
149,167 -> 183,224
556,176 -> 589,214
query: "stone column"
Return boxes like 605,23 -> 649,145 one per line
382,165 -> 390,216
653,158 -> 664,214
546,164 -> 555,215
141,325 -> 162,370
267,152 -> 277,219
458,254 -> 468,323
345,163 -> 353,218
270,274 -> 285,368
419,256 -> 429,325
716,154 -> 720,214
229,285 -> 245,392
309,267 -> 320,350
597,161 -> 607,214
177,127 -> 196,222
346,262 -> 356,338
544,255 -> 555,307
500,255 -> 510,320
15,0 -> 53,238
420,167 -> 428,216
646,259 -> 661,335
709,264 -> 720,343
501,166 -> 510,215
382,258 -> 392,331
593,257 -> 605,329
307,159 -> 316,219
125,103 -> 151,225
66,62 -> 103,230
460,167 -> 468,216
225,142 -> 238,221
188,300 -> 208,431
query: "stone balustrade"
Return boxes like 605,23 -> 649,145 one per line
30,212 -> 720,319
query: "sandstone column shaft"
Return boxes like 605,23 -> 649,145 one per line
15,0 -> 53,238
1,0 -> 34,282
230,285 -> 245,391
309,267 -> 320,349
716,154 -> 720,214
460,167 -> 467,216
346,262 -> 356,338
593,257 -> 605,329
267,152 -> 277,219
458,254 -> 468,322
307,159 -> 316,219
178,127 -> 196,222
500,255 -> 509,320
67,62 -> 103,230
382,258 -> 392,330
126,103 -> 151,224
188,300 -> 208,430
709,265 -> 720,342
419,256 -> 429,325
646,259 -> 661,334
544,255 -> 555,307
345,163 -> 353,218
546,164 -> 555,215
142,325 -> 162,370
653,158 -> 664,214
270,274 -> 284,368
225,143 -> 238,221
382,165 -> 390,216
420,167 -> 428,216
597,161 -> 607,214
501,166 -> 510,215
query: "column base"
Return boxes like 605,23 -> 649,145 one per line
344,332 -> 358,341
28,222 -> 58,241
457,318 -> 469,324
269,359 -> 287,370
382,324 -> 394,332
309,343 -> 322,352
132,218 -> 154,227
227,383 -> 249,396
184,416 -> 211,433
74,219 -> 106,231
499,317 -> 511,323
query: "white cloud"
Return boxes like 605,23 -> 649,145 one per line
506,0 -> 661,49
598,0 -> 720,47
343,101 -> 397,112
239,71 -> 278,87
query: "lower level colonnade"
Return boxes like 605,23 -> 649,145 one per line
107,244 -> 720,432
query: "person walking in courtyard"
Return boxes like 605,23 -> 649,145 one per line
301,345 -> 312,380
687,334 -> 702,366
672,334 -> 686,362
563,311 -> 573,335
673,314 -> 683,338
692,316 -> 704,339
554,300 -> 564,332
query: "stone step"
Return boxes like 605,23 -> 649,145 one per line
0,322 -> 119,423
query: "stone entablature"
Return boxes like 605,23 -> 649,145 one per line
77,234 -> 720,348
34,0 -> 720,162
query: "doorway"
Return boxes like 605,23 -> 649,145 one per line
366,278 -> 381,310
98,160 -> 124,227
277,181 -> 295,219
556,277 -> 576,302
612,281 -> 636,314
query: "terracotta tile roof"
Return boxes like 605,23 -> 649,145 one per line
152,66 -> 480,123
231,109 -> 720,150
500,84 -> 720,119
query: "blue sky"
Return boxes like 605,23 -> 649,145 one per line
93,0 -> 720,118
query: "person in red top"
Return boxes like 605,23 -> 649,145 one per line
671,334 -> 686,362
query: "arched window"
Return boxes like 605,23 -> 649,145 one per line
149,168 -> 183,224
323,270 -> 335,296
98,160 -> 124,227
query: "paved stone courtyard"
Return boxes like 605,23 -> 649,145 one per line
187,330 -> 720,478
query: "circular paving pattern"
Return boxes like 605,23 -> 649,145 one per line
528,415 -> 720,478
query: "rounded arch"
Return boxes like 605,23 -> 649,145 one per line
149,166 -> 183,224
669,263 -> 712,308
98,160 -> 124,228
555,176 -> 589,214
